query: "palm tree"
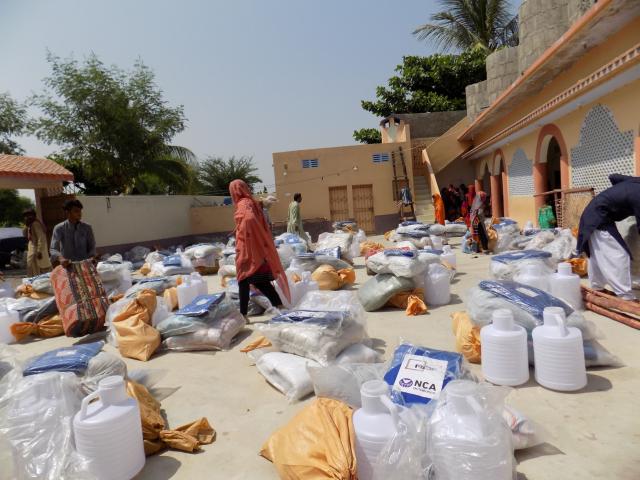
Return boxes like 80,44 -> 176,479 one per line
198,156 -> 262,196
413,0 -> 517,52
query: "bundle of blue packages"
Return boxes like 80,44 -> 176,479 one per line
492,250 -> 552,264
384,343 -> 464,405
23,341 -> 103,376
177,293 -> 225,316
285,235 -> 303,244
384,249 -> 416,258
403,231 -> 431,238
315,246 -> 341,258
163,254 -> 183,267
400,221 -> 420,227
479,280 -> 573,320
271,310 -> 346,330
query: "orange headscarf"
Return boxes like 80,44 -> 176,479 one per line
432,193 -> 445,225
230,180 -> 291,303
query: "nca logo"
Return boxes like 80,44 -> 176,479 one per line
399,378 -> 413,388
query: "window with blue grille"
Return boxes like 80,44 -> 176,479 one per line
301,158 -> 319,168
372,152 -> 390,163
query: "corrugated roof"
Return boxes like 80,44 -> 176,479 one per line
0,154 -> 74,181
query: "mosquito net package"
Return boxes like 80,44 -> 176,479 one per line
490,250 -> 556,280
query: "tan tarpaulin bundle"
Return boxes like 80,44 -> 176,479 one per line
312,265 -> 356,291
386,289 -> 428,316
163,287 -> 179,311
112,289 -> 161,361
261,398 -> 357,480
10,314 -> 65,342
126,380 -> 215,456
451,311 -> 481,363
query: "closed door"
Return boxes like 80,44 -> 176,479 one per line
352,184 -> 375,233
328,186 -> 349,222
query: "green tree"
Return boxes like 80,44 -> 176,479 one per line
0,93 -> 27,155
198,156 -> 262,196
413,0 -> 516,52
353,128 -> 382,144
30,52 -> 195,195
353,49 -> 486,142
0,190 -> 34,227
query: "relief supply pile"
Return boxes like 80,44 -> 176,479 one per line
390,221 -> 447,249
252,290 -> 381,402
359,244 -> 450,313
464,280 -> 621,368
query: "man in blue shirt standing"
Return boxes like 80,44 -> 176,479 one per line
50,199 -> 97,267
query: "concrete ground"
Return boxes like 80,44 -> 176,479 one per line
7,236 -> 640,479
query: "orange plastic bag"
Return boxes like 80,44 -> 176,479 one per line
451,311 -> 481,364
261,398 -> 357,480
240,335 -> 272,352
126,380 -> 215,456
566,257 -> 588,276
360,241 -> 384,256
384,230 -> 395,241
386,289 -> 427,316
10,315 -> 65,342
15,284 -> 51,300
112,289 -> 161,361
338,268 -> 356,285
487,226 -> 498,252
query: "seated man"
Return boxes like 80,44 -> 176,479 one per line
50,199 -> 97,267
577,174 -> 640,300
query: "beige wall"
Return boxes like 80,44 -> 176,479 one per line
471,78 -> 640,225
271,140 -> 413,223
190,206 -> 236,235
81,195 -> 230,247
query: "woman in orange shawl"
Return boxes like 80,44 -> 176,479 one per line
230,180 -> 290,316
432,193 -> 445,225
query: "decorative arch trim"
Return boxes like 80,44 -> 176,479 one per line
492,148 -> 506,175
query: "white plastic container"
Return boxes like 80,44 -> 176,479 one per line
73,376 -> 145,480
533,307 -> 587,391
0,281 -> 13,298
514,264 -> 549,291
0,306 -> 18,344
525,220 -> 534,230
423,263 -> 451,306
353,380 -> 398,480
440,245 -> 457,269
177,276 -> 199,309
190,272 -> 208,296
430,235 -> 443,250
429,380 -> 514,480
480,309 -> 529,386
549,262 -> 583,310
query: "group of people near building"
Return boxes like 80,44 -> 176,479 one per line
432,183 -> 491,226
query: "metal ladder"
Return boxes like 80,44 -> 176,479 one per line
392,146 -> 416,222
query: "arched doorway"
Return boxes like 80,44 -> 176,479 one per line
534,124 -> 569,214
490,150 -> 506,218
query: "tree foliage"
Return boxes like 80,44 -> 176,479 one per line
30,53 -> 195,195
354,49 -> 486,142
413,0 -> 516,52
353,128 -> 382,144
0,93 -> 27,155
198,156 -> 262,196
0,190 -> 34,227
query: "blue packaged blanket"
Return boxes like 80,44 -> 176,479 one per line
492,250 -> 552,264
163,255 -> 183,267
419,248 -> 444,255
384,343 -> 464,405
177,293 -> 225,316
271,310 -> 346,329
23,341 -> 103,376
384,249 -> 416,258
315,247 -> 341,259
479,280 -> 573,319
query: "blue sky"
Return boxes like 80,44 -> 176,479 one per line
1,0 -> 518,193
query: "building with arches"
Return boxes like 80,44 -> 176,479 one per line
427,0 -> 640,226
